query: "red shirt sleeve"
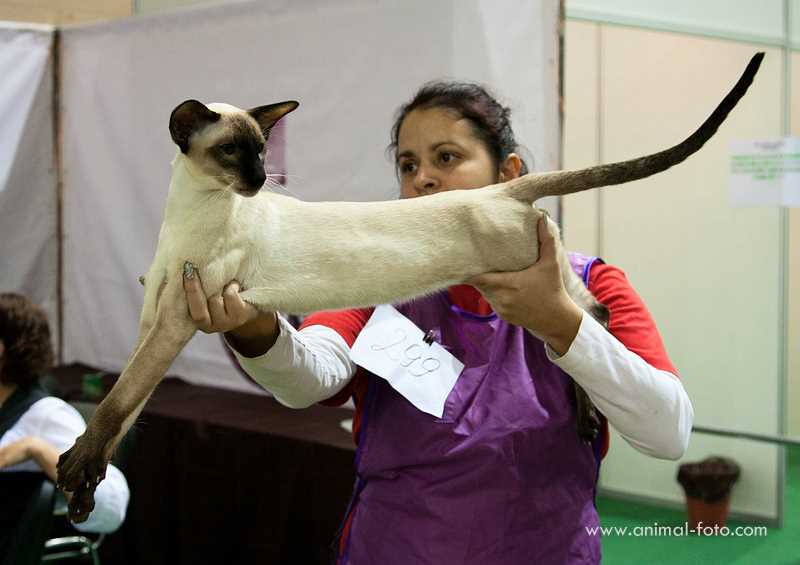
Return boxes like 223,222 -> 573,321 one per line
299,308 -> 373,407
587,262 -> 679,376
300,308 -> 373,348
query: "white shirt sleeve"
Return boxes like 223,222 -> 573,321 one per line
228,314 -> 357,408
0,397 -> 130,533
545,312 -> 694,460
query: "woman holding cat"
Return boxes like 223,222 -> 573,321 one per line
183,82 -> 693,564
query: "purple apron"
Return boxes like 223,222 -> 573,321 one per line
339,253 -> 604,564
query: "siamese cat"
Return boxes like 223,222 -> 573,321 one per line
57,53 -> 764,523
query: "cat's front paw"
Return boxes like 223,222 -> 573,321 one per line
57,433 -> 110,522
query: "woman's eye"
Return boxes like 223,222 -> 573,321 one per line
220,143 -> 237,155
400,162 -> 417,174
439,152 -> 456,164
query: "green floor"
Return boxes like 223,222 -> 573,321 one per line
596,446 -> 800,564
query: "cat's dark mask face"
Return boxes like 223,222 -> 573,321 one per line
169,100 -> 298,197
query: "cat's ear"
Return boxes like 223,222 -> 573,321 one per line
248,101 -> 299,137
169,100 -> 221,153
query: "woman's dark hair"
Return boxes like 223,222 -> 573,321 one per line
389,81 -> 530,176
0,293 -> 54,388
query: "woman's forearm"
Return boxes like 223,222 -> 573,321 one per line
547,312 -> 694,460
225,312 -> 280,357
27,437 -> 61,483
228,314 -> 356,408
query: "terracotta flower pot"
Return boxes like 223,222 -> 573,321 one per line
685,493 -> 731,530
677,456 -> 740,533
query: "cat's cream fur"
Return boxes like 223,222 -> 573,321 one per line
57,53 -> 763,522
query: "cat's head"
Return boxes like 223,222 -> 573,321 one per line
168,99 -> 298,197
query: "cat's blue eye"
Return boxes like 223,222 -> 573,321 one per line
220,143 -> 237,155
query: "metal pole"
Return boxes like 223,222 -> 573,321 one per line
693,425 -> 800,448
52,28 -> 64,364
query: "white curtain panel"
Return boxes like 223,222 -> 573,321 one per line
59,0 -> 559,393
0,24 -> 58,347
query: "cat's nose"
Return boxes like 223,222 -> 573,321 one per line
249,168 -> 266,188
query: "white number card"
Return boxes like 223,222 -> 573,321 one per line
350,304 -> 464,418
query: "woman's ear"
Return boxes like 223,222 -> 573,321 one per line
498,153 -> 522,182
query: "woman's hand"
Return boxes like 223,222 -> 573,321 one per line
467,216 -> 583,356
182,264 -> 280,357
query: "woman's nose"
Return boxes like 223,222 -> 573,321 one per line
414,166 -> 439,194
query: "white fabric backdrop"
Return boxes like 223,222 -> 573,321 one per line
59,0 -> 560,393
0,24 -> 59,346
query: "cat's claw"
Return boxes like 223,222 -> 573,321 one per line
68,484 -> 97,523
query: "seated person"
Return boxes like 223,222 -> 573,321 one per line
0,293 -> 130,551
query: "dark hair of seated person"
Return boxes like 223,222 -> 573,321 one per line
0,293 -> 54,389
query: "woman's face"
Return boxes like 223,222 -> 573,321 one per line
396,107 -> 517,199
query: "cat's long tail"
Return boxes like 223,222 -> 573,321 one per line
507,52 -> 764,202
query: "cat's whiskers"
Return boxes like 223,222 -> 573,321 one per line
263,174 -> 303,198
265,172 -> 305,184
